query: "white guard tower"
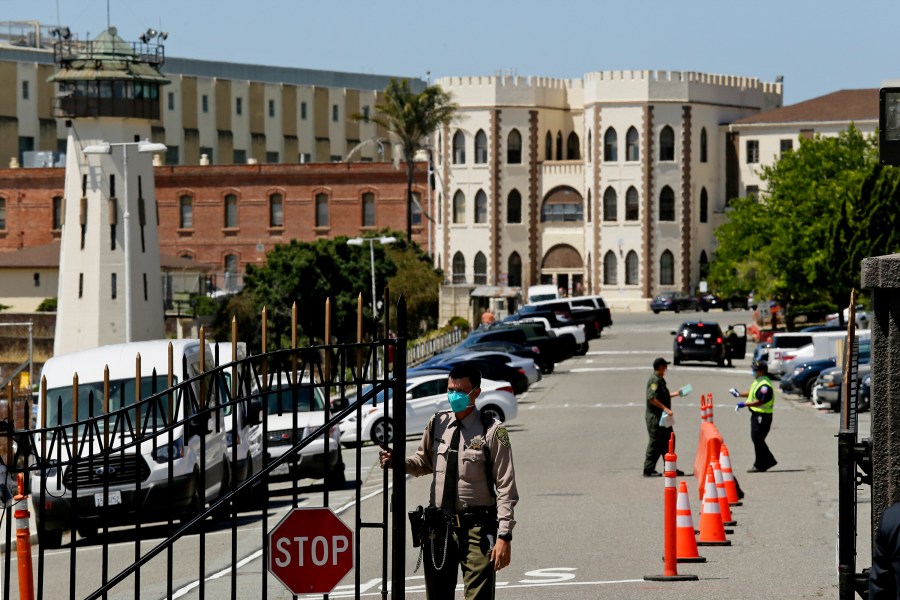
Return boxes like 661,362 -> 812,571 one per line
51,27 -> 170,355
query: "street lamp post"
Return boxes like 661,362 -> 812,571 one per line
346,236 -> 397,321
82,139 -> 167,342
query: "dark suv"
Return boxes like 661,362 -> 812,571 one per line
671,321 -> 726,366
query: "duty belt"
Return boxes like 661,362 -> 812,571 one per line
446,506 -> 497,529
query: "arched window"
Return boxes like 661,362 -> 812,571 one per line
625,187 -> 639,221
699,188 -> 708,223
179,195 -> 193,228
699,250 -> 710,279
224,193 -> 238,228
625,251 -> 639,285
474,252 -> 487,284
474,190 -> 488,224
545,131 -> 553,161
453,130 -> 466,164
452,251 -> 466,283
315,193 -> 329,227
269,192 -> 283,227
541,187 -> 583,223
453,190 -> 466,223
603,187 -> 618,222
659,125 -> 675,161
475,129 -> 488,164
586,130 -> 592,162
555,131 -> 563,160
362,192 -> 375,226
507,129 -> 522,163
507,189 -> 522,223
603,250 -> 617,285
411,191 -> 422,225
660,250 -> 675,285
437,192 -> 442,225
507,252 -> 522,287
604,128 -> 618,162
224,254 -> 239,292
586,190 -> 592,222
659,186 -> 675,221
566,132 -> 580,160
626,127 -> 639,161
700,127 -> 708,163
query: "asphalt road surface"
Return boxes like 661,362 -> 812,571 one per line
11,311 -> 873,599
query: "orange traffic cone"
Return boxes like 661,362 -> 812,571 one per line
700,394 -> 708,422
697,465 -> 731,546
720,444 -> 742,506
707,393 -> 714,423
676,481 -> 706,563
712,461 -> 736,526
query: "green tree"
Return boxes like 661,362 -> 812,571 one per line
362,79 -> 458,242
385,237 -> 443,335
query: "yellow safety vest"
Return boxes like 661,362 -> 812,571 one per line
748,376 -> 774,414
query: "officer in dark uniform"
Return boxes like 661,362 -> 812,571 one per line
644,357 -> 684,477
732,360 -> 778,472
379,363 -> 518,600
870,502 -> 900,598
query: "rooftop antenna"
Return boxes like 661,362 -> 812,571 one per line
107,0 -> 111,30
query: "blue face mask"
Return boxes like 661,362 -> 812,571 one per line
447,390 -> 471,412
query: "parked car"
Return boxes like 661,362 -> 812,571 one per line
860,372 -> 872,412
767,333 -> 815,379
699,293 -> 750,311
458,323 -> 574,369
671,321 -> 728,366
651,291 -> 700,314
339,374 -> 518,446
409,356 -> 530,395
524,297 -> 613,338
438,341 -> 548,374
418,350 -> 541,385
253,374 -> 345,487
779,357 -> 837,399
812,354 -> 872,412
752,342 -> 771,364
510,312 -> 588,354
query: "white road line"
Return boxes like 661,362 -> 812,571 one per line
309,578 -> 647,597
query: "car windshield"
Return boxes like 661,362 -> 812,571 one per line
45,374 -> 178,430
259,385 -> 324,415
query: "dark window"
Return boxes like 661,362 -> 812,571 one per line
545,131 -> 553,161
411,192 -> 422,225
475,130 -> 488,164
362,106 -> 370,121
453,131 -> 466,164
179,195 -> 193,228
224,255 -> 239,291
660,250 -> 675,285
22,81 -> 29,99
236,97 -> 243,115
453,190 -> 465,223
780,139 -> 793,154
659,186 -> 675,221
143,272 -> 148,301
474,252 -> 487,284
474,190 -> 488,223
507,129 -> 522,163
659,126 -> 675,161
746,185 -> 759,200
746,140 -> 759,163
700,127 -> 708,163
603,187 -> 617,222
301,102 -> 307,120
78,273 -> 83,298
362,192 -> 375,226
566,132 -> 580,160
555,131 -> 563,160
603,250 -> 617,285
625,251 -> 639,285
165,145 -> 179,165
33,272 -> 40,287
18,136 -> 33,166
233,149 -> 246,164
111,272 -> 117,299
225,193 -> 238,228
699,188 -> 708,223
52,196 -> 63,229
507,190 -> 522,223
201,95 -> 208,113
699,250 -> 709,279
541,188 -> 583,223
507,252 -> 522,287
269,193 -> 283,227
625,187 -> 639,221
586,130 -> 592,161
332,104 -> 339,122
604,128 -> 618,162
268,99 -> 275,117
452,251 -> 466,284
586,189 -> 592,222
167,92 -> 174,111
315,193 -> 329,227
266,151 -> 279,164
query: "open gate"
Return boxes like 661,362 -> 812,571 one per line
0,296 -> 408,599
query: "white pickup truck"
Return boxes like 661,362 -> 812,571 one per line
518,315 -> 588,355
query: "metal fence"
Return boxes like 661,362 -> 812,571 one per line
0,296 -> 408,600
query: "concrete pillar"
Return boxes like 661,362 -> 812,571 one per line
861,253 -> 900,525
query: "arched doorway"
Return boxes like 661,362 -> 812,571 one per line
540,243 -> 584,297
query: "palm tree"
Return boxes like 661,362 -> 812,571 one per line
361,79 -> 457,243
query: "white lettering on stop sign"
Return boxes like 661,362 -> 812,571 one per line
274,535 -> 350,567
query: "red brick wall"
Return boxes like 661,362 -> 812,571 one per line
0,162 -> 427,272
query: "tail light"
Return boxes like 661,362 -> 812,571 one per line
498,385 -> 514,394
716,337 -> 723,344
677,335 -> 684,343
531,346 -> 540,354
783,354 -> 795,362
594,321 -> 600,332
517,368 -> 526,376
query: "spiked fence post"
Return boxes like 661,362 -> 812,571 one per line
391,295 -> 408,600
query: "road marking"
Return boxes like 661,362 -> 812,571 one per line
586,350 -> 664,356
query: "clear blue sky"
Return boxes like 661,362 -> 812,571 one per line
4,0 -> 898,105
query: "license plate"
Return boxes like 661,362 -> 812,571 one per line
695,339 -> 705,345
95,490 -> 122,507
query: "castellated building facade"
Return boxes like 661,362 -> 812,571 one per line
432,71 -> 783,306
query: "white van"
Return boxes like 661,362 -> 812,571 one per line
782,330 -> 871,374
33,339 -> 227,547
527,285 -> 560,304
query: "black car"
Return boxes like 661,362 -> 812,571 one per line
860,372 -> 871,412
408,357 -> 529,395
651,291 -> 700,314
671,321 -> 727,366
779,357 -> 837,399
699,293 -> 750,312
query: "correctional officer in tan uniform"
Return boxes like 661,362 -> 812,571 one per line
380,363 -> 518,600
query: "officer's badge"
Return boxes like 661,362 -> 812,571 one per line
760,386 -> 769,395
468,435 -> 485,450
650,383 -> 658,391
496,427 -> 510,447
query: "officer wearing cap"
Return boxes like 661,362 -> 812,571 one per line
731,360 -> 778,472
379,363 -> 518,599
644,357 -> 684,477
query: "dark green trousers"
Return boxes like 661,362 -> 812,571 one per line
644,411 -> 673,473
423,523 -> 496,600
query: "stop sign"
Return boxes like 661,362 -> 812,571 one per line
268,507 -> 354,594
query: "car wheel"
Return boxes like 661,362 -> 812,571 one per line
39,526 -> 63,549
370,418 -> 393,446
181,472 -> 203,527
725,301 -> 733,311
325,453 -> 347,490
702,307 -> 709,312
674,306 -> 680,313
481,405 -> 505,422
577,342 -> 589,356
803,377 -> 816,400
695,304 -> 701,312
673,355 -> 681,366
717,356 -> 725,368
652,309 -> 660,315
540,361 -> 554,375
76,522 -> 97,540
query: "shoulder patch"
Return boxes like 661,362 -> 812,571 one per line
759,386 -> 770,395
650,383 -> 658,391
496,427 -> 511,448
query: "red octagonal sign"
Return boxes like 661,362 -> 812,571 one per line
268,507 -> 354,594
